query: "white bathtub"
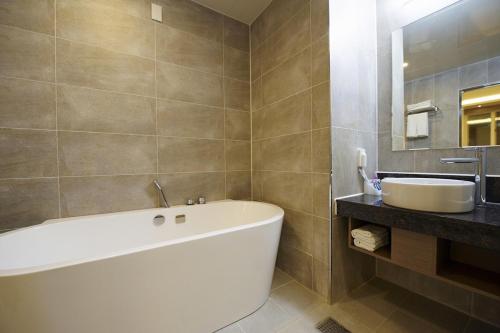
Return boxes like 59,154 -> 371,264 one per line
0,200 -> 284,333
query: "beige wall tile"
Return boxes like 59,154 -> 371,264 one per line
82,0 -> 150,19
158,137 -> 224,173
312,34 -> 329,85
251,78 -> 263,110
281,208 -> 313,254
60,175 -> 156,217
312,128 -> 331,172
56,39 -> 155,96
227,171 -> 251,200
262,47 -> 311,105
224,78 -> 250,111
262,171 -> 312,213
312,81 -> 331,129
311,0 -> 329,41
226,140 -> 251,171
313,173 -> 330,218
252,90 -> 311,140
157,24 -> 222,75
252,171 -> 264,201
251,0 -> 309,49
157,99 -> 224,139
58,131 -> 156,176
254,133 -> 311,172
313,216 -> 329,263
0,0 -> 54,35
0,77 -> 55,129
159,172 -> 225,205
224,46 -> 249,81
56,0 -> 154,59
57,85 -> 155,134
313,259 -> 330,297
157,61 -> 223,106
277,244 -> 313,288
261,6 -> 310,73
226,110 -> 250,140
156,0 -> 223,42
0,25 -> 54,82
0,129 -> 57,178
224,17 -> 249,52
251,45 -> 262,82
0,178 -> 59,229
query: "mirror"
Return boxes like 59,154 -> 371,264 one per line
391,0 -> 500,151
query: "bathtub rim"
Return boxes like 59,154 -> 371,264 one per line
0,200 -> 284,278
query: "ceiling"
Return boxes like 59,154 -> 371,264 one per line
192,0 -> 272,24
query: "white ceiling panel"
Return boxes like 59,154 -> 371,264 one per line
192,0 -> 272,24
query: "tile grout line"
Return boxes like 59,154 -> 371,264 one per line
249,20 -> 254,201
222,18 -> 227,199
251,81 -> 328,113
54,0 -> 62,218
155,20 -> 160,207
308,0 -> 316,294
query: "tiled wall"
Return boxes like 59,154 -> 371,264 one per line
377,0 -> 500,175
250,0 -> 331,298
404,56 -> 500,150
0,0 -> 251,231
330,0 -> 378,302
376,0 -> 500,325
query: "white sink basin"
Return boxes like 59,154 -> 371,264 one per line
381,178 -> 475,213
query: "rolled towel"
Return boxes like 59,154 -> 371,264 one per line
354,238 -> 388,252
351,225 -> 388,240
354,234 -> 389,247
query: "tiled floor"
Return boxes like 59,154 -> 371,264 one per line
216,269 -> 500,333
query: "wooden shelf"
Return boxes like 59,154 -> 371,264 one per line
438,261 -> 500,299
349,243 -> 391,262
346,217 -> 500,300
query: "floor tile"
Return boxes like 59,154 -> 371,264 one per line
271,281 -> 323,318
328,279 -> 409,329
215,322 -> 245,333
272,268 -> 293,290
237,298 -> 293,333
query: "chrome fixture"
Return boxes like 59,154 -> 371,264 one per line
440,147 -> 487,206
153,179 -> 169,208
153,215 -> 165,225
186,199 -> 195,205
197,196 -> 206,204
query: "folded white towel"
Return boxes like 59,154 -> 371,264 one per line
406,112 -> 429,138
406,114 -> 418,138
407,100 -> 432,112
354,234 -> 389,247
354,238 -> 388,252
351,225 -> 388,239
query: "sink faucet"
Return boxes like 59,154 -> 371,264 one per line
440,147 -> 487,206
153,179 -> 170,208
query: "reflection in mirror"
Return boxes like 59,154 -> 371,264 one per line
391,0 -> 500,151
461,84 -> 500,147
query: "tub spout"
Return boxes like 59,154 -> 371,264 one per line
153,179 -> 170,208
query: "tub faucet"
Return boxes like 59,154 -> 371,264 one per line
440,147 -> 487,206
153,180 -> 170,208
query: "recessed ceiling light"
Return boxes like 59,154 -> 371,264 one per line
403,62 -> 409,68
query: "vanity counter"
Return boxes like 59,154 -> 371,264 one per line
336,194 -> 500,251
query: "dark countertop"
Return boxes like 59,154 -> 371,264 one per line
336,194 -> 500,251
